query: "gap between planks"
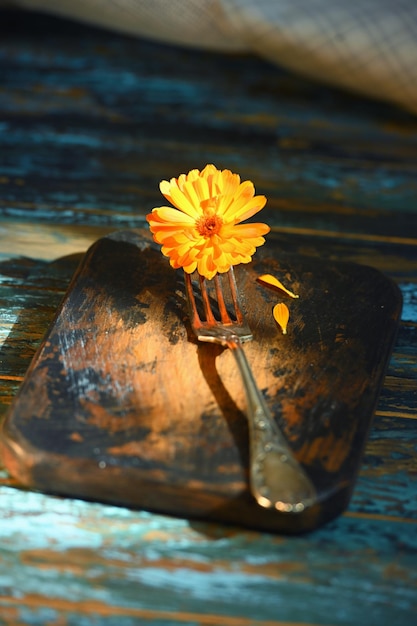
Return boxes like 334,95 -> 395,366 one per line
270,225 -> 417,246
0,595 -> 319,626
344,511 -> 417,524
375,410 -> 417,420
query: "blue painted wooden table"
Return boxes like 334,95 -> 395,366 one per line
0,8 -> 416,626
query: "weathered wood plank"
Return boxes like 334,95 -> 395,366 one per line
0,488 -> 416,626
1,223 -> 417,278
0,288 -> 65,378
0,400 -> 414,521
0,230 -> 402,533
1,12 -> 417,240
0,381 -> 20,421
0,234 -> 414,524
0,223 -> 113,264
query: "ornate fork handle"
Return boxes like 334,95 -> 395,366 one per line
226,336 -> 317,513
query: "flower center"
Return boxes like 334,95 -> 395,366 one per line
196,213 -> 223,237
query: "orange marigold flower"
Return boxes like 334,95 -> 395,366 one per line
146,164 -> 270,280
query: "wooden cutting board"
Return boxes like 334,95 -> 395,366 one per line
0,229 -> 402,533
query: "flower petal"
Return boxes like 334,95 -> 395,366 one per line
273,303 -> 290,334
192,175 -> 210,203
234,195 -> 268,222
166,186 -> 202,219
258,274 -> 299,298
148,206 -> 195,224
228,222 -> 270,238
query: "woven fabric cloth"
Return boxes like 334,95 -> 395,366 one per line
14,0 -> 417,113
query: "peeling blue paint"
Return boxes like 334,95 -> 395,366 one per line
400,283 -> 417,322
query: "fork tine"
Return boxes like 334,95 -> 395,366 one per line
228,267 -> 244,324
199,274 -> 217,324
185,268 -> 251,341
214,274 -> 233,324
184,272 -> 201,328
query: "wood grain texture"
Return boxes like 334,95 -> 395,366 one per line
0,487 -> 416,626
0,7 -> 416,626
1,11 -> 417,239
0,229 -> 402,533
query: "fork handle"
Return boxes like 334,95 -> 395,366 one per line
227,339 -> 317,513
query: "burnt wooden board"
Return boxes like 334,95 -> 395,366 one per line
0,229 -> 402,533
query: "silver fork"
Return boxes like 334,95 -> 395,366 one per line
184,267 -> 317,513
